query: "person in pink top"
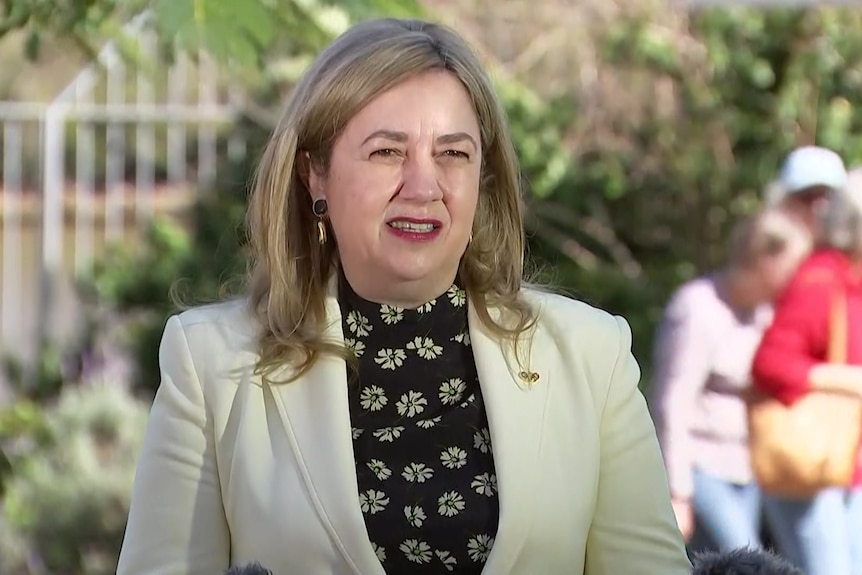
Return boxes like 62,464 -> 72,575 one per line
650,209 -> 811,551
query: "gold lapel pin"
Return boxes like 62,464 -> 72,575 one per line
518,370 -> 540,386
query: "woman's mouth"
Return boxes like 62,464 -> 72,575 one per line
388,221 -> 438,232
386,218 -> 442,241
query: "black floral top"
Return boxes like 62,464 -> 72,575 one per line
338,275 -> 499,574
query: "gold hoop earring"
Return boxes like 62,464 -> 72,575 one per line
312,198 -> 328,245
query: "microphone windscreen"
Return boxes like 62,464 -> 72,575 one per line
223,562 -> 273,575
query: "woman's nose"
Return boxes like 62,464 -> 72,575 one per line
399,155 -> 443,201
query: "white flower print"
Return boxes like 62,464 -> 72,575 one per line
471,473 -> 498,496
467,534 -> 495,562
367,459 -> 392,481
374,348 -> 406,370
459,393 -> 476,408
359,489 -> 389,514
400,539 -> 432,564
396,390 -> 427,417
404,505 -> 427,528
451,331 -> 471,346
371,542 -> 386,563
359,385 -> 388,411
406,336 -> 443,360
341,280 -> 499,570
440,446 -> 468,469
435,549 -> 458,571
380,304 -> 404,325
372,426 -> 404,442
473,428 -> 492,454
344,337 -> 366,358
402,462 -> 434,483
346,310 -> 372,337
416,416 -> 442,429
447,284 -> 467,307
439,378 -> 466,405
437,490 -> 466,517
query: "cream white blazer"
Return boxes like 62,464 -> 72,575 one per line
117,288 -> 690,575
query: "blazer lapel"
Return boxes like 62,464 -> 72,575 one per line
268,290 -> 384,575
469,302 -> 550,574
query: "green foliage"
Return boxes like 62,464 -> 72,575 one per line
0,384 -> 149,575
91,144 -> 252,392
0,399 -> 49,499
0,0 -> 148,58
1,0 -> 426,86
1,344 -> 68,403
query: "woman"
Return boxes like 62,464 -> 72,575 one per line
650,210 -> 811,551
116,18 -> 690,575
752,168 -> 862,575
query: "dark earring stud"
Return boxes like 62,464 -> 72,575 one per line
312,198 -> 328,217
312,198 -> 328,245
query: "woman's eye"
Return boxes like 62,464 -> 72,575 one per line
442,150 -> 469,159
371,148 -> 399,158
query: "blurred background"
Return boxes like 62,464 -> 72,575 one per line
1,0 -> 860,572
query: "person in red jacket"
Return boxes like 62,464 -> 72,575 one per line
752,167 -> 862,575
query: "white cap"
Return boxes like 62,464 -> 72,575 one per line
779,146 -> 847,194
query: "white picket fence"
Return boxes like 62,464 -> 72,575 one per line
0,13 -> 244,374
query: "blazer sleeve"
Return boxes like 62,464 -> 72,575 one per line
585,316 -> 691,575
117,315 -> 230,575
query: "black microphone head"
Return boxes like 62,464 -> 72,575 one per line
224,562 -> 273,575
691,547 -> 803,575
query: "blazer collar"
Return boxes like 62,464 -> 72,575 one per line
268,281 -> 550,575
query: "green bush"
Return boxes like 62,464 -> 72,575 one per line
0,384 -> 149,575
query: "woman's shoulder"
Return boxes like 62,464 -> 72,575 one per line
785,248 -> 847,291
520,288 -> 638,402
801,248 -> 846,271
662,275 -> 721,315
521,286 -> 628,348
168,297 -> 258,347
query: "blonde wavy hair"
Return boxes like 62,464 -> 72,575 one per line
727,208 -> 811,271
245,18 -> 539,382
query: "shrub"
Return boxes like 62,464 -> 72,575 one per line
0,383 -> 149,575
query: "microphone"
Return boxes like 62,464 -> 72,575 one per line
223,563 -> 273,575
691,547 -> 802,574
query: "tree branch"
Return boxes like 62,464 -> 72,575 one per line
530,199 -> 644,278
0,9 -> 30,39
526,221 -> 601,270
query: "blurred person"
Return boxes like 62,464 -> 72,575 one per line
752,167 -> 862,575
116,18 -> 690,575
651,210 -> 811,550
766,146 -> 847,239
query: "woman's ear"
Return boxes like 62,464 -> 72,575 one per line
298,151 -> 325,199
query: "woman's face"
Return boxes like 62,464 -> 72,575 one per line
308,70 -> 482,307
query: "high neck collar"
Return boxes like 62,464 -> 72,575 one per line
337,272 -> 467,327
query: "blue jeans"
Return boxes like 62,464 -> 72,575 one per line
693,469 -> 762,550
764,487 -> 862,575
